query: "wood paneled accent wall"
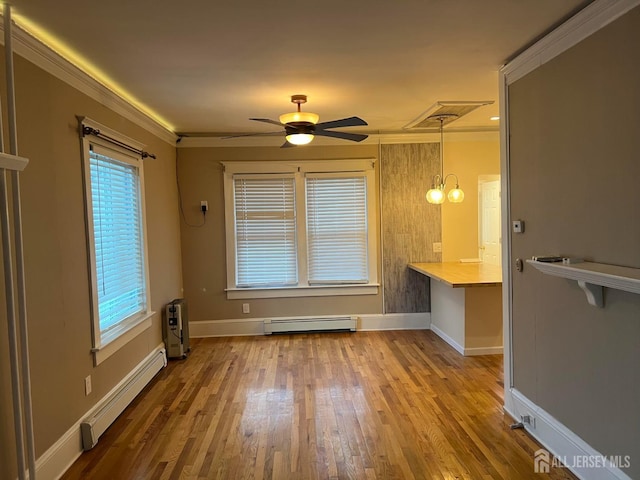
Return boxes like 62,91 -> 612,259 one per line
380,143 -> 442,313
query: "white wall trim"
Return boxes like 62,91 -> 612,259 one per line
34,344 -> 166,480
0,21 -> 177,146
429,323 -> 502,356
189,312 -> 431,338
501,0 -> 640,84
505,389 -> 632,480
463,346 -> 503,356
429,324 -> 464,355
499,68 -> 515,415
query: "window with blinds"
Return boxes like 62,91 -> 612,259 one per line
234,176 -> 298,287
306,175 -> 368,284
89,145 -> 147,334
223,159 -> 378,298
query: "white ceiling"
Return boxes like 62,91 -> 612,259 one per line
10,0 -> 592,139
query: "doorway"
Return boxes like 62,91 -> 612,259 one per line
478,177 -> 501,266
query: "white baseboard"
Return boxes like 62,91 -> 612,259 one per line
463,345 -> 503,356
430,324 -> 502,356
189,312 -> 431,338
35,344 -> 166,480
505,388 -> 632,480
429,324 -> 464,355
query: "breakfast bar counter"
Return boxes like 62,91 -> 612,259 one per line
409,262 -> 503,356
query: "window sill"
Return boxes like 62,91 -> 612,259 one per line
226,284 -> 379,299
92,311 -> 156,365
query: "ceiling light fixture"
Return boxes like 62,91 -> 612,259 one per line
426,114 -> 464,204
286,132 -> 314,145
279,95 -> 319,145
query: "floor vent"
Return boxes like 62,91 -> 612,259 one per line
264,316 -> 357,335
80,348 -> 166,450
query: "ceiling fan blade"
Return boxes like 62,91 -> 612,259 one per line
250,118 -> 284,127
222,131 -> 284,139
315,130 -> 368,143
315,116 -> 368,130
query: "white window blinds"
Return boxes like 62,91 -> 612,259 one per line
306,175 -> 369,284
89,146 -> 146,332
234,176 -> 298,287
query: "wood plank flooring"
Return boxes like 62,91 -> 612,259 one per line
62,330 -> 576,479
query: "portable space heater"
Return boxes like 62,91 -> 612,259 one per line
164,298 -> 190,359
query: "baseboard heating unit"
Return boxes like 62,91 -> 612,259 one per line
80,348 -> 167,450
264,316 -> 357,334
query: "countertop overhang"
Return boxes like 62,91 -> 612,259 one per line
408,262 -> 502,288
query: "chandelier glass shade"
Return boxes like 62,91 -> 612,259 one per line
426,115 -> 464,204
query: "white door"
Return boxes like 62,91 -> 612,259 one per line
479,179 -> 501,266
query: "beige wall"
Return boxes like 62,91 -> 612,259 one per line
442,139 -> 500,262
0,54 -> 183,478
177,139 -> 499,323
509,6 -> 640,475
177,145 -> 384,322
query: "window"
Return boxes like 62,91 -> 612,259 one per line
82,119 -> 153,364
223,160 -> 378,299
306,174 -> 368,284
234,175 -> 298,287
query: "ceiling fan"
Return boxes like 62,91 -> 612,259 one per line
228,95 -> 368,147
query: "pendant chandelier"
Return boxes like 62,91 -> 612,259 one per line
426,114 -> 464,204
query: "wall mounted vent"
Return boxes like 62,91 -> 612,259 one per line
80,348 -> 166,450
264,316 -> 357,334
405,101 -> 494,129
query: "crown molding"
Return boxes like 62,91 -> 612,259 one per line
0,18 -> 178,146
501,0 -> 640,84
177,129 -> 499,148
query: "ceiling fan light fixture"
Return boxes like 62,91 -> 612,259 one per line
286,133 -> 314,145
236,94 -> 368,147
279,111 -> 319,125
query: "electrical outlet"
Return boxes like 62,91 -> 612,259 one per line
200,200 -> 209,212
433,242 -> 442,253
242,303 -> 250,314
84,375 -> 92,396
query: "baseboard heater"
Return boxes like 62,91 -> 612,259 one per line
80,348 -> 167,450
264,316 -> 357,335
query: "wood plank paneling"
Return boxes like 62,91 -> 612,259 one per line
380,144 -> 441,313
61,332 -> 575,480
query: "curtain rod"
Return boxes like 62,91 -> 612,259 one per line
82,126 -> 156,159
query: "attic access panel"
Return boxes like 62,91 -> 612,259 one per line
405,101 -> 494,129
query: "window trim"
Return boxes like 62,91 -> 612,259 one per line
81,117 -> 154,365
222,159 -> 379,299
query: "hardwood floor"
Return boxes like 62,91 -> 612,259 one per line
62,330 -> 576,479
